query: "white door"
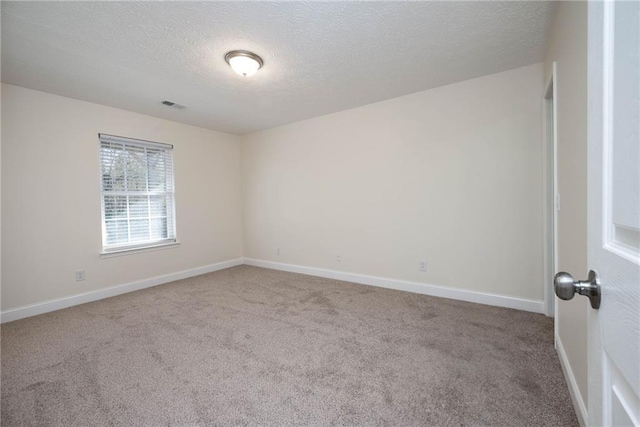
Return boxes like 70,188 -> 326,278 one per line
587,1 -> 640,426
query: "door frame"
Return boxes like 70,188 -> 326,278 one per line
543,62 -> 559,319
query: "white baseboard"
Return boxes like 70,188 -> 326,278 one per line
1,257 -> 545,323
556,334 -> 588,426
243,258 -> 545,313
0,258 -> 244,324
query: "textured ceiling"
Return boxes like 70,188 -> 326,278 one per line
1,1 -> 556,135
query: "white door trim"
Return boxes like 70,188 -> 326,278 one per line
543,62 -> 559,319
556,332 -> 589,426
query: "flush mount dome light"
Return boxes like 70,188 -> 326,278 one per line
225,50 -> 263,77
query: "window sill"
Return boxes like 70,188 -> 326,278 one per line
99,241 -> 180,258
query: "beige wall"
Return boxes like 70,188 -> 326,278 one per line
544,1 -> 589,412
242,64 -> 544,301
1,83 -> 243,310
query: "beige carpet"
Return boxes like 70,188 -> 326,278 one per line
1,265 -> 577,426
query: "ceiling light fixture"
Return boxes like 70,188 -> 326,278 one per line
225,50 -> 264,77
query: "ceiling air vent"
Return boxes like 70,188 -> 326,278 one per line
161,100 -> 186,110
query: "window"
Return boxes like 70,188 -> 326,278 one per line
99,134 -> 176,253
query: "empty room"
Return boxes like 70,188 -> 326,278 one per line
1,1 -> 639,426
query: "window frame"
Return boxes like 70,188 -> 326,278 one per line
98,133 -> 177,254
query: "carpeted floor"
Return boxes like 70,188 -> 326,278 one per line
1,265 -> 577,426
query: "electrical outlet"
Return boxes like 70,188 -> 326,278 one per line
336,255 -> 342,263
419,261 -> 427,272
75,270 -> 86,282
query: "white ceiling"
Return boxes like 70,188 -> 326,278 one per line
1,1 -> 556,135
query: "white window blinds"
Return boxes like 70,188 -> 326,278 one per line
99,134 -> 176,252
